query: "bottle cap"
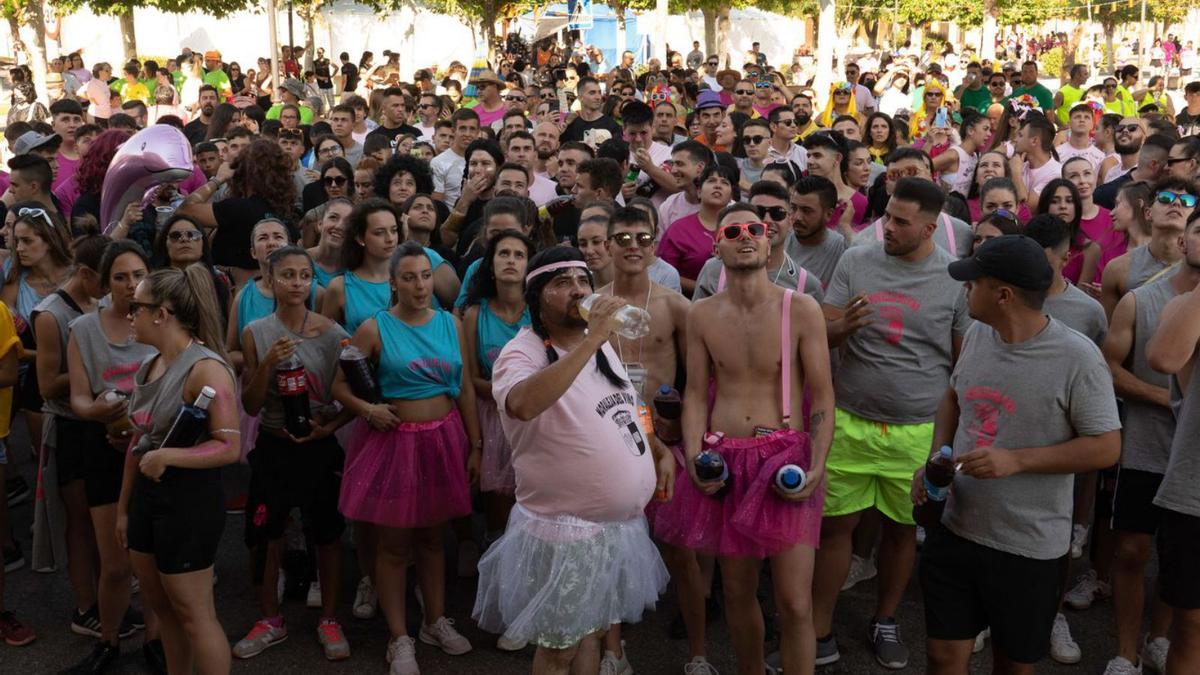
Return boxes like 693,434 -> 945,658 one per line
939,445 -> 953,457
658,384 -> 671,394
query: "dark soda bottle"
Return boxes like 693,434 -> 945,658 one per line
652,384 -> 682,445
694,449 -> 730,498
338,339 -> 380,403
159,386 -> 216,450
276,353 -> 313,438
537,194 -> 575,220
913,445 -> 956,527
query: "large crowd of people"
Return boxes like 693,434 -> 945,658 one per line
0,24 -> 1198,675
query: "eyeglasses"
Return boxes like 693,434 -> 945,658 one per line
742,134 -> 767,145
989,80 -> 1007,87
16,207 -> 55,229
734,88 -> 754,95
1167,156 -> 1196,166
167,229 -> 203,242
1156,190 -> 1199,208
925,91 -> 944,98
886,166 -> 923,181
719,222 -> 767,240
278,128 -> 302,139
706,61 -> 718,67
417,103 -> 437,109
776,118 -> 796,126
1116,124 -> 1141,134
757,205 -> 788,221
318,146 -> 342,156
323,175 -> 348,187
609,231 -> 655,248
504,95 -> 526,102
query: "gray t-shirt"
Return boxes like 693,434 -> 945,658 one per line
32,292 -> 83,420
692,254 -> 824,302
1121,276 -> 1178,473
1042,283 -> 1107,347
825,243 -> 971,424
852,213 -> 973,258
1156,354 -> 1200,517
783,229 -> 847,289
246,314 -> 349,431
648,257 -> 682,293
944,319 -> 1121,559
1127,244 -> 1172,291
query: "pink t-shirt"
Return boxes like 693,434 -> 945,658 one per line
475,104 -> 507,129
658,212 -> 716,281
53,174 -> 80,222
1065,207 -> 1125,282
831,191 -> 869,231
492,327 -> 656,522
655,191 -> 701,239
53,152 -> 81,192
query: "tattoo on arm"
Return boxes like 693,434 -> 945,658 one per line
809,410 -> 826,433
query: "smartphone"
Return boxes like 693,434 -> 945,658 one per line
934,107 -> 949,128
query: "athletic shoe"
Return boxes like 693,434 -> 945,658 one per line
1142,636 -> 1169,673
841,554 -> 877,591
387,635 -> 419,675
815,634 -> 840,666
0,610 -> 36,646
276,571 -> 285,604
142,639 -> 167,675
869,618 -> 909,669
1104,656 -> 1143,674
419,617 -> 472,655
317,619 -> 350,661
71,606 -> 103,638
973,627 -> 990,654
1050,612 -> 1082,664
1070,524 -> 1089,559
685,655 -> 720,674
232,619 -> 288,659
3,541 -> 24,573
457,540 -> 480,578
65,641 -> 120,674
224,493 -> 247,515
6,476 -> 30,507
307,581 -> 322,609
353,576 -> 377,619
125,607 -> 145,632
496,633 -> 528,651
915,526 -> 926,546
1065,569 -> 1111,610
599,648 -> 633,675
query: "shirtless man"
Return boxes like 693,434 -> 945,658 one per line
659,202 -> 834,675
593,205 -> 698,672
1099,178 -> 1191,318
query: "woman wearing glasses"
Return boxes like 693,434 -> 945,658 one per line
120,264 -> 238,675
300,157 -> 354,241
151,215 -> 233,323
818,81 -> 860,127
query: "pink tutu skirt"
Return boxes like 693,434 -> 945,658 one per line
654,428 -> 824,558
338,409 -> 471,529
477,398 -> 516,495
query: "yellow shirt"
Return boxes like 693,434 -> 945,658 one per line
0,302 -> 21,438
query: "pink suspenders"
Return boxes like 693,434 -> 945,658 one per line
781,289 -> 794,426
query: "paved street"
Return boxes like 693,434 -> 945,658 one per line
2,421 -> 1137,674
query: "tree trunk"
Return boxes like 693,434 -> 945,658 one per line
481,5 -> 497,65
15,0 -> 50,104
702,7 -> 716,62
304,9 -> 315,72
865,18 -> 879,48
1103,21 -> 1116,73
981,0 -> 997,61
716,4 -> 730,64
118,9 -> 137,62
815,0 -> 836,100
613,2 -> 626,63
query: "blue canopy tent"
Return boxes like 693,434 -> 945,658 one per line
518,3 -> 651,67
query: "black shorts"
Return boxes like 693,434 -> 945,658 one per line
244,431 -> 344,548
54,416 -> 89,486
1158,509 -> 1200,610
920,526 -> 1067,664
1111,467 -> 1165,535
81,422 -> 127,508
127,469 -> 225,574
15,362 -> 43,413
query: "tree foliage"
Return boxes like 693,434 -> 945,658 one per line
50,0 -> 256,17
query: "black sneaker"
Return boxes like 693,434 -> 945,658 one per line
117,608 -> 143,639
142,639 -> 167,675
62,641 -> 120,674
6,476 -> 30,507
815,633 -> 840,666
869,617 -> 909,669
3,541 -> 24,573
71,606 -> 103,638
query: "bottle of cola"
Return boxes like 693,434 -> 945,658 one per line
652,384 -> 682,445
338,338 -> 380,404
913,445 -> 957,527
694,449 -> 731,498
276,353 -> 314,438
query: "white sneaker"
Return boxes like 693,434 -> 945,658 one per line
497,633 -> 528,651
419,616 -> 472,655
306,581 -> 321,609
599,649 -> 633,675
387,635 -> 420,675
457,540 -> 480,578
1065,569 -> 1111,610
841,554 -> 878,591
1070,524 -> 1089,559
232,619 -> 288,659
973,627 -> 990,654
1050,612 -> 1082,664
1142,636 -> 1169,673
1103,656 -> 1143,674
353,576 -> 377,620
685,656 -> 720,674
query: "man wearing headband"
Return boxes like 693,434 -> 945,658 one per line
917,235 -> 1120,672
475,246 -> 672,674
655,202 -> 833,674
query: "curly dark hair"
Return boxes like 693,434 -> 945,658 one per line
373,154 -> 433,203
76,128 -> 133,196
228,139 -> 297,221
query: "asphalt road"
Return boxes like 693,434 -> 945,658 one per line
1,420 -> 1139,674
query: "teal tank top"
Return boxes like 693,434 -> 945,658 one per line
476,298 -> 529,380
343,248 -> 450,333
314,263 -> 342,289
375,309 -> 462,400
237,280 -> 318,336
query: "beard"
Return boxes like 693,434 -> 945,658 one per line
201,104 -> 215,117
795,112 -> 812,127
1114,139 -> 1142,155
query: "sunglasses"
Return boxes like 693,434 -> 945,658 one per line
757,205 -> 788,221
1168,156 -> 1197,165
505,95 -> 526,102
323,175 -> 348,187
734,88 -> 755,95
1116,124 -> 1141,134
776,118 -> 797,126
742,134 -> 767,145
16,206 -> 55,229
278,128 -> 303,138
989,81 -> 1006,87
706,61 -> 718,67
417,103 -> 437,109
886,166 -> 923,181
167,229 -> 203,242
127,301 -> 172,317
1156,190 -> 1199,208
719,222 -> 768,240
609,231 -> 655,248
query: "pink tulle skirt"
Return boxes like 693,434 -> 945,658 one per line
653,428 -> 824,558
478,398 -> 516,495
338,409 -> 471,529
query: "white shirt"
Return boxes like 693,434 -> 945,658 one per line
430,148 -> 466,207
1024,158 -> 1063,198
1055,142 -> 1106,174
853,83 -> 877,113
767,142 -> 809,171
414,122 -> 436,141
529,174 -> 559,207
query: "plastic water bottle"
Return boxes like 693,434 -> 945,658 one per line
774,464 -> 807,496
276,353 -> 314,438
338,339 -> 380,403
694,450 -> 730,498
578,293 -> 651,340
652,384 -> 682,445
913,445 -> 956,527
158,386 -> 216,450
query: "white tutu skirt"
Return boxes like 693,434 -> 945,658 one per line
472,505 -> 668,649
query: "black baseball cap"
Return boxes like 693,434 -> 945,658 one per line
948,235 -> 1052,291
